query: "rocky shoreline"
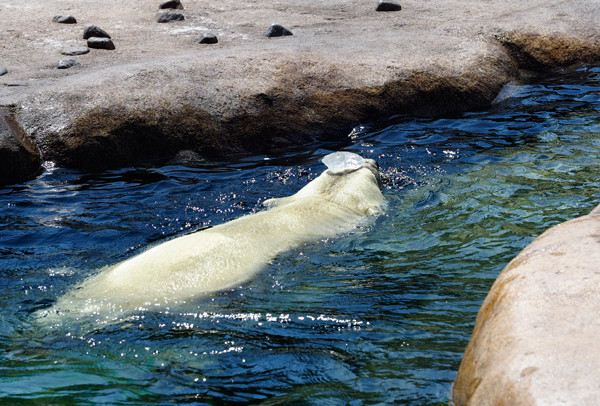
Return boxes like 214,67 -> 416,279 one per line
1,0 -> 599,184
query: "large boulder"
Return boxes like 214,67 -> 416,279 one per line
0,107 -> 41,185
453,204 -> 600,405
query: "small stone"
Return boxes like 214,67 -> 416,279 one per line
156,11 -> 185,23
61,47 -> 90,56
0,67 -> 7,76
159,0 -> 183,9
265,24 -> 293,38
376,0 -> 402,11
57,59 -> 80,69
87,37 -> 116,50
52,15 -> 77,24
196,33 -> 218,44
83,25 -> 111,40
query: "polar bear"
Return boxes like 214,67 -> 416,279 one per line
43,152 -> 385,318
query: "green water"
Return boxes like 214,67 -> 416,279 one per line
0,66 -> 598,404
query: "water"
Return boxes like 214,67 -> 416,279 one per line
0,66 -> 599,405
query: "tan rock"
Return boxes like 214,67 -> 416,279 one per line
454,204 -> 600,405
0,107 -> 42,185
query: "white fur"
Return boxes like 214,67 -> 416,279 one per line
44,158 -> 385,317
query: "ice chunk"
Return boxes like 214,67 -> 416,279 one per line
322,151 -> 365,172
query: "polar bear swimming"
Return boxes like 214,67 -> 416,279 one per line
42,152 -> 385,318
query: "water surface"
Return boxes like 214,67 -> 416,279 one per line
0,66 -> 599,404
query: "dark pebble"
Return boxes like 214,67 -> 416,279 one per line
0,67 -> 7,76
265,24 -> 293,38
196,33 -> 218,44
87,37 -> 116,50
83,25 -> 111,39
376,0 -> 402,11
156,11 -> 185,23
57,59 -> 80,69
61,47 -> 90,56
52,15 -> 77,24
159,0 -> 183,9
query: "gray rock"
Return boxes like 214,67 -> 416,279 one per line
83,24 -> 111,39
156,11 -> 185,23
0,67 -> 7,76
52,15 -> 77,24
61,47 -> 90,56
0,108 -> 41,185
87,37 -> 116,50
57,59 -> 80,69
265,24 -> 293,37
159,0 -> 184,9
376,0 -> 402,11
196,33 -> 218,44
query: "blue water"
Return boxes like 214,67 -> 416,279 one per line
0,66 -> 599,405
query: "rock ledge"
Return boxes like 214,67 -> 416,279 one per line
0,0 -> 599,178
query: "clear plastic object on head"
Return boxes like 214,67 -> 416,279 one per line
321,151 -> 365,172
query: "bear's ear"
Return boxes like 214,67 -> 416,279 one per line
263,196 -> 294,208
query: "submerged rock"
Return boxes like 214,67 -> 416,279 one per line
83,24 -> 111,39
57,59 -> 80,69
196,33 -> 218,44
0,108 -> 41,185
265,24 -> 293,37
87,37 -> 116,50
159,0 -> 184,9
376,0 -> 402,11
156,11 -> 185,23
52,15 -> 77,24
170,150 -> 205,166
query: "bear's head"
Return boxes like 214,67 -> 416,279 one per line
291,152 -> 385,215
